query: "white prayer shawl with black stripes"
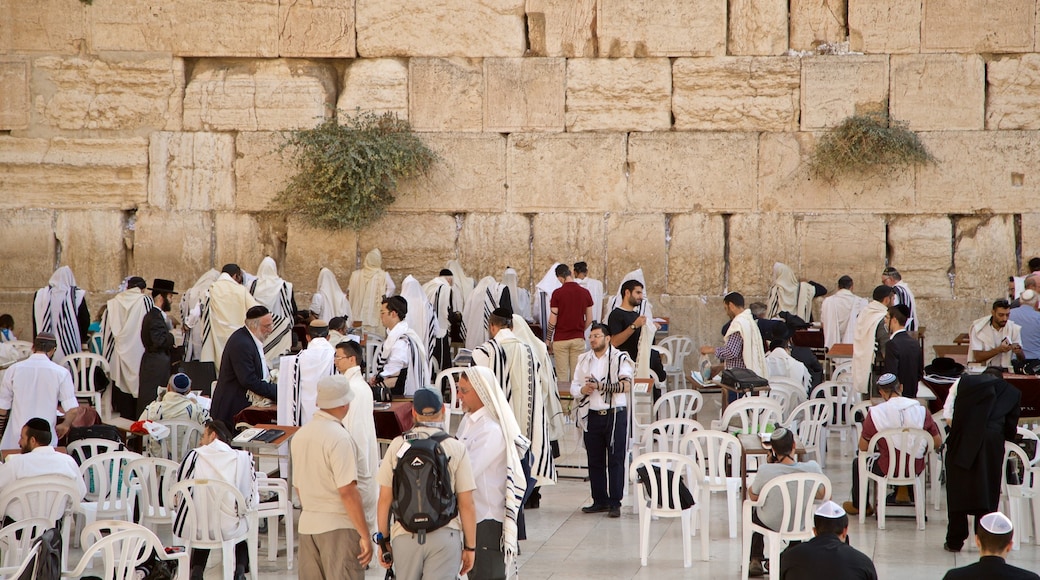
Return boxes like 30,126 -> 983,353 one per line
534,264 -> 561,341
173,440 -> 258,540
463,276 -> 503,350
422,277 -> 452,340
893,281 -> 918,331
181,269 -> 220,362
402,276 -> 441,376
200,273 -> 259,373
33,266 -> 86,362
445,259 -> 474,309
473,329 -> 556,486
572,345 -> 632,433
311,267 -> 352,322
100,288 -> 153,397
277,338 -> 336,427
511,315 -> 566,442
376,321 -> 429,396
250,257 -> 294,365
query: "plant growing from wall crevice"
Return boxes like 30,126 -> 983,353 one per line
274,111 -> 436,231
809,111 -> 935,181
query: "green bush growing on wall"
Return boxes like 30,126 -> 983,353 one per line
810,111 -> 935,181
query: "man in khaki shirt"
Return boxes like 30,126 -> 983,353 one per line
376,388 -> 478,580
291,374 -> 372,579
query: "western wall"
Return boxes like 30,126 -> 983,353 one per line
2,0 -> 1039,356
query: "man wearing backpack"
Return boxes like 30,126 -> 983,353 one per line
376,388 -> 477,579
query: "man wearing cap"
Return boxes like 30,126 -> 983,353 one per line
969,299 -> 1023,370
100,276 -> 152,419
779,501 -> 877,580
209,305 -> 278,431
278,320 -> 336,427
200,264 -> 260,373
943,512 -> 1040,580
821,275 -> 867,349
456,367 -> 528,580
376,388 -> 477,580
884,304 -> 923,398
1009,289 -> 1040,360
851,285 -> 895,397
136,278 -> 178,419
370,296 -> 429,397
292,374 -> 373,580
334,340 -> 378,533
139,373 -> 209,456
844,373 -> 941,515
882,266 -> 918,332
746,427 -> 824,577
0,333 -> 81,450
548,263 -> 594,385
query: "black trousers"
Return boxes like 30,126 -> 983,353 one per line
848,457 -> 885,508
750,510 -> 800,561
946,510 -> 988,549
191,542 -> 248,574
584,408 -> 628,508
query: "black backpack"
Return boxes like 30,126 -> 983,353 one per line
390,430 -> 457,544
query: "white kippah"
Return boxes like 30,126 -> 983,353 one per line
815,500 -> 846,519
979,512 -> 1014,535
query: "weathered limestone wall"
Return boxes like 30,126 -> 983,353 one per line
3,0 -> 1040,357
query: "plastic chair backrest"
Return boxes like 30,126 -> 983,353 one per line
155,420 -> 203,462
720,397 -> 783,434
67,528 -> 159,579
831,361 -> 852,385
0,517 -> 51,568
80,451 -> 141,506
1015,427 -> 1040,466
659,336 -> 695,367
68,438 -> 125,466
125,457 -> 179,524
629,451 -> 701,515
766,383 -> 798,418
435,367 -> 470,414
811,381 -> 855,425
680,430 -> 742,487
753,472 -> 831,535
653,389 -> 703,421
866,428 -> 934,480
58,352 -> 110,397
641,418 -> 703,454
171,478 -> 250,545
1004,441 -> 1031,493
0,475 -> 80,525
788,399 -> 832,445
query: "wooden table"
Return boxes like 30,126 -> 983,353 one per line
234,402 -> 415,440
233,424 -> 300,496
719,382 -> 770,413
737,433 -> 807,499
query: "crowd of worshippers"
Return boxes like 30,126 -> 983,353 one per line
3,255 -> 1040,579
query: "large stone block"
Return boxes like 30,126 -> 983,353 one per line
392,134 -> 507,213
848,0 -> 921,53
149,132 -> 235,211
507,133 -> 627,212
531,213 -> 605,280
356,0 -> 526,57
922,0 -> 1033,53
728,0 -> 788,56
565,59 -> 671,132
0,59 -> 29,130
0,137 -> 148,209
597,0 -> 726,57
409,58 -> 483,132
459,213 -> 532,285
30,56 -> 184,137
183,60 -> 336,132
214,213 -> 279,274
673,57 -> 800,132
359,214 -> 458,287
484,58 -> 565,132
90,0 -> 279,56
890,54 -> 984,131
0,0 -> 85,54
916,131 -> 1040,213
132,210 -> 214,291
668,214 -> 725,296
987,54 -> 1040,130
606,214 -> 666,299
278,0 -> 355,57
796,214 -> 886,299
887,215 -> 953,300
789,0 -> 847,51
283,217 -> 359,290
0,209 -> 56,291
55,210 -> 127,292
235,132 -> 291,213
758,132 -> 915,213
525,0 -> 597,57
0,290 -> 39,338
728,213 -> 800,296
1024,214 -> 1040,266
800,56 -> 888,130
953,215 -> 1017,300
627,132 -> 758,212
916,297 -> 991,355
337,59 -> 408,120
656,295 -> 730,353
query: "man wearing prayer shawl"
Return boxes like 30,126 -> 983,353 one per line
463,276 -> 505,350
401,275 -> 440,379
445,259 -> 474,311
573,261 -> 605,323
765,262 -> 824,321
278,320 -> 336,428
423,269 -> 456,374
349,249 -> 396,338
100,276 -> 152,418
606,268 -> 655,323
310,267 -> 352,324
700,292 -> 767,401
882,266 -> 919,332
455,367 -> 529,580
851,285 -> 895,397
181,269 -> 220,362
200,264 -> 259,373
533,264 -> 561,343
821,275 -> 867,349
370,296 -> 429,397
249,257 -> 297,365
501,268 -> 532,322
33,266 -> 90,362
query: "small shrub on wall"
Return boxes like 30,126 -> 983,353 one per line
275,111 -> 436,231
810,112 -> 935,181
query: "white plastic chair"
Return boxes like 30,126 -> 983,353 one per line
0,517 -> 51,571
711,397 -> 783,435
1017,427 -> 1040,466
125,457 -> 179,532
766,383 -> 801,421
811,381 -> 857,456
58,351 -> 110,412
741,472 -> 831,580
787,400 -> 833,468
68,438 -> 126,466
65,525 -> 189,580
170,478 -> 260,580
0,476 -> 81,571
831,360 -> 852,385
256,475 -> 295,569
653,389 -> 703,421
0,540 -> 41,579
630,452 -> 708,567
858,428 -> 934,530
1003,441 -> 1039,548
149,420 -> 203,462
929,411 -> 946,511
435,367 -> 470,417
79,451 -> 141,529
681,430 -> 743,539
658,336 -> 695,391
640,418 -> 703,455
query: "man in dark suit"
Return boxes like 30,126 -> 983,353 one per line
884,304 -> 922,398
138,279 -> 177,418
780,501 -> 877,580
943,512 -> 1039,580
210,305 -> 278,431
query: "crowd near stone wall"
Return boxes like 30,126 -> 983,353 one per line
2,0 -> 1040,354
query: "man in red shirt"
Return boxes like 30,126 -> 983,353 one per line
548,264 -> 594,384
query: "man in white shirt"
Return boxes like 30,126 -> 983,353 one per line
968,299 -> 1023,370
0,417 -> 86,520
571,323 -> 634,518
573,261 -> 605,323
456,367 -> 528,580
278,320 -> 336,427
370,296 -> 428,396
820,275 -> 867,349
0,333 -> 81,450
334,340 -> 378,534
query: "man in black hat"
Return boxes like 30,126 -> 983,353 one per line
884,304 -> 923,398
137,279 -> 178,419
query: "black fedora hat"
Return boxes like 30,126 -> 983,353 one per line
924,357 -> 965,377
147,279 -> 178,294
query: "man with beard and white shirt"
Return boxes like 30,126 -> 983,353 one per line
278,320 -> 336,428
0,333 -> 82,450
333,340 -> 378,534
821,275 -> 867,349
200,264 -> 259,373
100,276 -> 152,419
370,296 -> 428,397
968,299 -> 1023,371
